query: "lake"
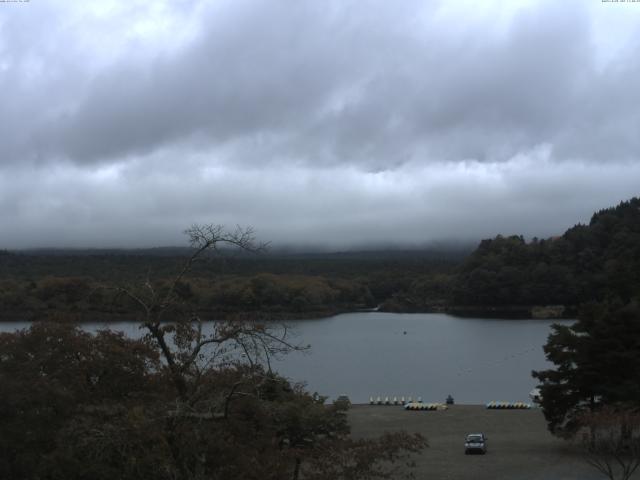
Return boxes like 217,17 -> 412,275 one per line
0,312 -> 571,404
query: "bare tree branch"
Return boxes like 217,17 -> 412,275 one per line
579,406 -> 640,480
112,224 -> 302,404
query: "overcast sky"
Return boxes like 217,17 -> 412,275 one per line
1,0 -> 639,249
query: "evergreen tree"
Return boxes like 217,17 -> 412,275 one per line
533,300 -> 640,437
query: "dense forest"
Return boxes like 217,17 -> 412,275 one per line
0,247 -> 467,321
449,197 -> 640,317
1,197 -> 639,321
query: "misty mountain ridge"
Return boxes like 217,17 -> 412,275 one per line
6,242 -> 475,259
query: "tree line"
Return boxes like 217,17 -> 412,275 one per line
451,197 -> 640,312
0,247 -> 465,321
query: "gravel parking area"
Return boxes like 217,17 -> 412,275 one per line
348,404 -> 633,480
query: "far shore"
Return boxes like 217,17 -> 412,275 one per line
0,305 -> 576,323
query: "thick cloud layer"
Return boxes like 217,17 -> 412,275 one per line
1,0 -> 639,248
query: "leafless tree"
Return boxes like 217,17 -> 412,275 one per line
114,224 -> 303,403
578,406 -> 640,480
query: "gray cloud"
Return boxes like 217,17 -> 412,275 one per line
0,0 -> 639,248
1,154 -> 638,249
3,0 -> 627,167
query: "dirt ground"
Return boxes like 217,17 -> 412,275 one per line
348,404 -> 637,480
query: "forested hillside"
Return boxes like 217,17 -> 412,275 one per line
0,248 -> 467,321
450,197 -> 640,315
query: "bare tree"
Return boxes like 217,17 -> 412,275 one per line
114,224 -> 301,403
578,407 -> 640,480
103,225 -> 425,480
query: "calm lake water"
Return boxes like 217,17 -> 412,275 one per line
0,312 -> 572,404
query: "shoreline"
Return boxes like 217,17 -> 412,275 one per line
0,306 -> 575,323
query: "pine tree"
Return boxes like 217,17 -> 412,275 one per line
533,300 -> 640,437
